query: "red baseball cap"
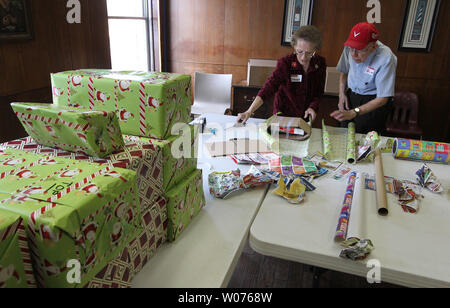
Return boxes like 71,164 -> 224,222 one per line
344,22 -> 379,50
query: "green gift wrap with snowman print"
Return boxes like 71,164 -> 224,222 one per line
0,148 -> 140,288
11,103 -> 124,158
0,209 -> 36,288
50,69 -> 193,139
165,169 -> 205,242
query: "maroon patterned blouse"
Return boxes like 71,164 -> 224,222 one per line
257,53 -> 326,119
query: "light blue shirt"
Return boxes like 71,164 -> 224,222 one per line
337,41 -> 397,98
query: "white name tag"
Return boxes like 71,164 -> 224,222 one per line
291,74 -> 302,83
365,66 -> 375,76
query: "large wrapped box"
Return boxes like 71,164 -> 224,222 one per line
51,69 -> 192,139
127,125 -> 198,191
165,169 -> 205,241
83,196 -> 168,288
1,136 -> 164,214
11,103 -> 124,158
0,209 -> 36,288
0,149 -> 140,288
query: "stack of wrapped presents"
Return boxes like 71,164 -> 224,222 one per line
0,70 -> 205,288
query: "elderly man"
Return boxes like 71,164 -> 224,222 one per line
331,22 -> 397,134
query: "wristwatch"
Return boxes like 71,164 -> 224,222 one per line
353,107 -> 361,117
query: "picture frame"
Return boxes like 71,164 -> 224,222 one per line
0,0 -> 33,41
398,0 -> 441,53
281,0 -> 314,46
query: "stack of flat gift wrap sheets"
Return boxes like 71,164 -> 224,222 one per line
0,70 -> 206,287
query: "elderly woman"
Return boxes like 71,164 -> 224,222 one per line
237,25 -> 326,124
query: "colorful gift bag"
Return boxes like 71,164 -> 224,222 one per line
0,209 -> 36,288
1,136 -> 164,214
11,103 -> 124,158
51,70 -> 192,139
165,169 -> 205,242
0,149 -> 140,288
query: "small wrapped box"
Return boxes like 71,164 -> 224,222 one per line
51,70 -> 193,139
11,103 -> 124,158
0,209 -> 36,288
0,149 -> 140,288
165,169 -> 205,242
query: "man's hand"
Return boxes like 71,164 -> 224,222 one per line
330,109 -> 357,122
338,93 -> 350,111
304,108 -> 317,123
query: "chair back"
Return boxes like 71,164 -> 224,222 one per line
390,91 -> 420,127
194,72 -> 232,105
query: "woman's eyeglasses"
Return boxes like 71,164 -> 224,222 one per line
295,49 -> 316,58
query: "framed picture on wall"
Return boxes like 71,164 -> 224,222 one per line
398,0 -> 441,52
0,0 -> 33,41
281,0 -> 314,46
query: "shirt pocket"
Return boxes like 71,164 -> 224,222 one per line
360,70 -> 376,92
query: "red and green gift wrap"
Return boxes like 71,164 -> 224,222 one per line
127,125 -> 198,191
165,169 -> 205,242
50,70 -> 193,139
1,136 -> 164,214
0,149 -> 140,288
393,138 -> 449,164
11,103 -> 124,158
83,196 -> 168,288
0,209 -> 36,288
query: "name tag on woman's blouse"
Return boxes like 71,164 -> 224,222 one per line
291,75 -> 302,83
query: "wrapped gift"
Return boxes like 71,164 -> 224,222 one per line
1,136 -> 163,214
51,70 -> 192,139
0,149 -> 140,288
84,196 -> 168,288
0,209 -> 36,288
127,125 -> 197,191
11,103 -> 124,158
165,169 -> 205,241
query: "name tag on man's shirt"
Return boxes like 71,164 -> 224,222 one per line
291,75 -> 302,83
365,66 -> 375,76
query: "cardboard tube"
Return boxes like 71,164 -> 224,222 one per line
374,148 -> 388,216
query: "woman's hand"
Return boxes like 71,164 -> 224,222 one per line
304,108 -> 316,122
338,93 -> 350,111
330,109 -> 357,122
236,110 -> 252,125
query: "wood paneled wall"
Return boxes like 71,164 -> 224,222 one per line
166,0 -> 450,142
0,0 -> 111,143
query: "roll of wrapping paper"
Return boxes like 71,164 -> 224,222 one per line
393,138 -> 450,164
346,173 -> 365,240
374,148 -> 388,216
334,171 -> 357,242
322,120 -> 332,159
346,122 -> 356,164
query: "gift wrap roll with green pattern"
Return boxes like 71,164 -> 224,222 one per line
11,103 -> 124,158
51,70 -> 192,139
393,138 -> 450,164
346,122 -> 356,164
0,149 -> 140,288
322,120 -> 332,159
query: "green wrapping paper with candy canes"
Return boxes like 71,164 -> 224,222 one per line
0,209 -> 36,288
11,103 -> 124,158
165,169 -> 205,242
346,122 -> 356,164
322,120 -> 332,159
51,70 -> 192,139
0,148 -> 140,288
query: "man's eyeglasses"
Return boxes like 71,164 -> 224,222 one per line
295,49 -> 316,58
349,46 -> 371,55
